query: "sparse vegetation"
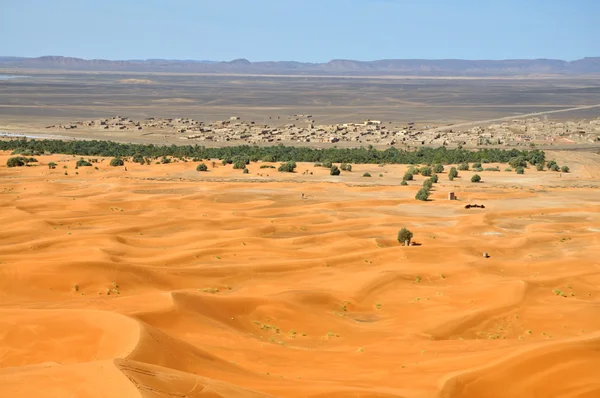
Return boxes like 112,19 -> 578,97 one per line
415,188 -> 430,201
109,158 -> 124,167
7,156 -> 37,167
448,167 -> 458,181
397,228 -> 414,245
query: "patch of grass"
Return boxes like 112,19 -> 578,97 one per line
198,287 -> 219,294
73,284 -> 79,292
415,276 -> 422,283
553,289 -> 567,297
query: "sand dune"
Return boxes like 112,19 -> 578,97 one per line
0,151 -> 599,397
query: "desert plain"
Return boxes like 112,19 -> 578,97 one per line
1,147 -> 599,398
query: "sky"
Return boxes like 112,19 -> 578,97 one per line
0,0 -> 597,62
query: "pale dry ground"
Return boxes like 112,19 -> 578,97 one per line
0,150 -> 599,398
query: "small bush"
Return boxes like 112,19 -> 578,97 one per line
471,174 -> 481,183
7,157 -> 25,167
346,164 -> 352,172
474,167 -> 483,172
458,163 -> 469,171
415,188 -> 430,201
48,162 -> 57,169
363,172 -> 371,177
433,164 -> 444,173
485,167 -> 500,171
516,166 -> 525,174
509,156 -> 527,169
420,166 -> 432,176
243,168 -> 249,174
132,154 -> 145,164
561,165 -> 569,173
260,165 -> 275,169
536,163 -> 544,171
546,160 -> 557,169
472,162 -> 482,169
340,163 -> 348,171
76,158 -> 92,167
160,157 -> 171,164
110,158 -> 124,167
196,163 -> 208,171
448,167 -> 458,181
505,168 -> 512,172
403,172 -> 414,181
423,179 -> 433,190
550,164 -> 560,172
233,160 -> 246,169
397,228 -> 414,245
430,174 -> 438,183
323,160 -> 333,168
400,180 -> 408,186
262,155 -> 276,162
278,161 -> 296,173
330,165 -> 341,176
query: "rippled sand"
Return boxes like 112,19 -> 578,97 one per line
1,151 -> 599,398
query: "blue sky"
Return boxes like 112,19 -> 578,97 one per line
0,0 -> 597,61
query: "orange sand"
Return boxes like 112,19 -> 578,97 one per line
1,151 -> 599,398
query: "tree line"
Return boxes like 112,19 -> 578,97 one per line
0,138 -> 546,165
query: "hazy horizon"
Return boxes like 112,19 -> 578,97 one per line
0,0 -> 597,62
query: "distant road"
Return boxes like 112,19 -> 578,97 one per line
427,103 -> 600,132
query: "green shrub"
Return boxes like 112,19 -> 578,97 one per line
110,158 -> 124,167
262,155 -> 276,162
323,160 -> 333,168
420,166 -> 432,176
260,165 -> 275,169
448,167 -> 458,181
397,228 -> 414,245
433,164 -> 444,173
561,165 -> 569,173
400,180 -> 408,186
471,174 -> 481,183
196,163 -> 208,171
160,157 -> 171,164
485,167 -> 500,171
76,158 -> 92,167
403,172 -> 414,181
430,174 -> 438,183
458,163 -> 469,171
472,162 -> 482,169
243,168 -> 249,174
278,161 -> 296,173
550,164 -> 560,172
132,154 -> 145,164
423,179 -> 433,190
415,188 -> 430,201
330,165 -> 341,176
546,160 -> 557,169
505,168 -> 512,172
363,172 -> 371,177
48,162 -> 57,169
340,163 -> 348,171
536,163 -> 544,171
516,166 -> 525,174
474,167 -> 483,172
233,160 -> 246,169
346,164 -> 352,172
7,157 -> 25,167
509,156 -> 527,169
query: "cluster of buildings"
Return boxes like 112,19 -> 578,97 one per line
45,116 -> 600,147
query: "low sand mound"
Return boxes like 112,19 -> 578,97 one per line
116,358 -> 274,398
0,309 -> 140,368
439,333 -> 600,398
0,361 -> 141,398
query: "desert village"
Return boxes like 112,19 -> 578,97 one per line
45,115 -> 600,148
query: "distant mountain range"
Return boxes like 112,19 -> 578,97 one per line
1,56 -> 600,76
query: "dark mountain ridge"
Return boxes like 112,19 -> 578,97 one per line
1,55 -> 599,76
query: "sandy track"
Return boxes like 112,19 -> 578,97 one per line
1,153 -> 599,397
